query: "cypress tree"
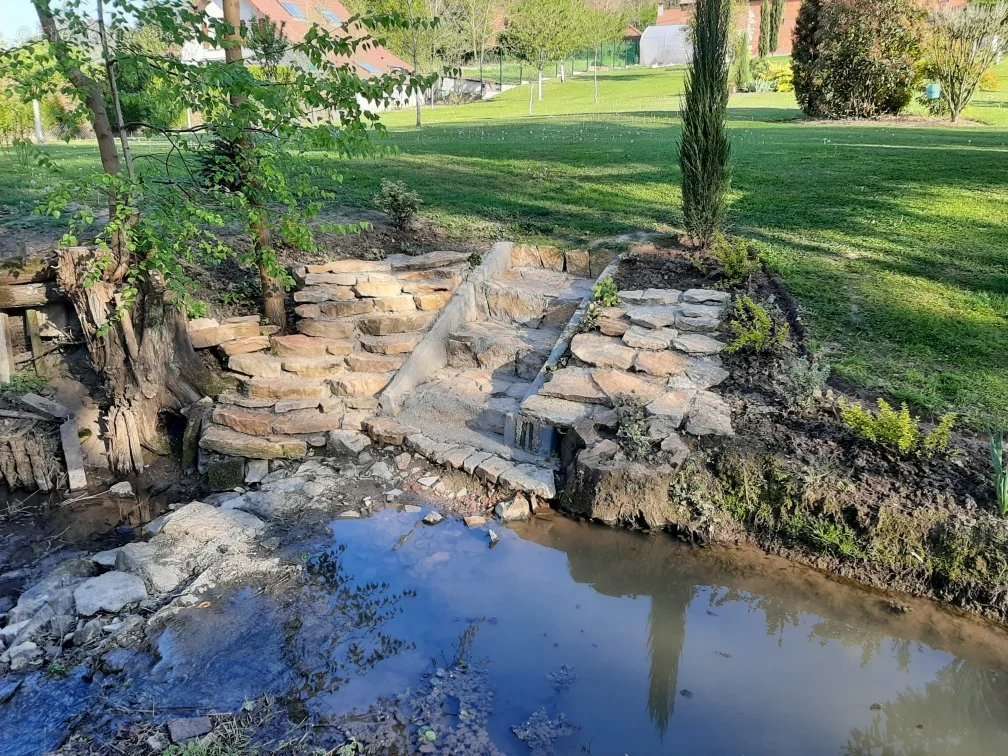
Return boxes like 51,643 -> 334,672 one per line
759,0 -> 773,57
678,0 -> 732,248
769,0 -> 785,52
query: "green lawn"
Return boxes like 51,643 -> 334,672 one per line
2,65 -> 1007,427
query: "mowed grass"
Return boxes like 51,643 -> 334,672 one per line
1,65 -> 1006,427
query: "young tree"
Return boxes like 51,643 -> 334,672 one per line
583,2 -> 626,103
678,0 -> 731,248
8,0 -> 427,473
459,0 -> 497,96
758,0 -> 785,57
507,0 -> 582,103
924,2 -> 1008,123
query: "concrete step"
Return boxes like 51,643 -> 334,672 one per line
478,266 -> 593,327
446,320 -> 559,381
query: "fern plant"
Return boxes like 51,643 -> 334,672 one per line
993,433 -> 1008,516
841,399 -> 956,457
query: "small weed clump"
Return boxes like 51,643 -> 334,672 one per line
776,352 -> 831,410
373,179 -> 421,232
467,251 -> 482,269
578,302 -> 600,334
711,232 -> 759,284
841,399 -> 956,457
614,398 -> 653,460
0,372 -> 48,399
592,276 -> 620,307
726,295 -> 790,354
993,434 -> 1008,516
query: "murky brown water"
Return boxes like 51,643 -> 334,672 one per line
3,508 -> 1008,754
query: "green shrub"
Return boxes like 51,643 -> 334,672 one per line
733,30 -> 753,92
777,352 -> 831,410
792,0 -> 925,119
0,372 -> 48,399
841,399 -> 957,456
726,295 -> 790,354
592,276 -> 620,307
993,434 -> 1008,516
712,232 -> 759,284
373,179 -> 421,232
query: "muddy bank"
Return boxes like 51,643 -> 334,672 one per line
559,244 -> 1008,624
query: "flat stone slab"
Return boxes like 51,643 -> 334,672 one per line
620,289 -> 682,306
272,334 -> 350,358
229,353 -> 284,377
521,394 -> 604,427
499,464 -> 556,500
305,259 -> 391,274
625,305 -> 678,329
346,352 -> 405,372
622,325 -> 676,351
359,332 -> 424,355
682,288 -> 731,305
168,716 -> 213,744
212,405 -> 274,436
73,571 -> 147,616
281,355 -> 346,377
364,417 -> 413,446
475,455 -> 513,484
685,392 -> 734,436
331,372 -> 393,398
592,369 -> 665,405
200,425 -> 308,460
298,318 -> 356,340
271,408 -> 344,435
293,285 -> 356,303
354,281 -> 403,298
358,312 -> 435,336
685,358 -> 730,389
319,299 -> 375,318
540,367 -> 608,405
189,322 -> 260,348
646,390 -> 696,427
673,333 -> 726,356
462,450 -> 493,475
328,430 -> 371,455
246,376 -> 329,401
220,336 -> 271,356
442,445 -> 476,469
633,350 -> 690,377
387,250 -> 470,271
570,333 -> 636,370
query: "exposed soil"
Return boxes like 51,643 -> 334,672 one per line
606,242 -> 1008,623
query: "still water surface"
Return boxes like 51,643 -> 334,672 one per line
5,508 -> 1008,754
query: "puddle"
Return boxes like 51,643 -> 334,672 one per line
4,509 -> 1008,754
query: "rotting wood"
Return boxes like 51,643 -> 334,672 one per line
0,313 -> 11,383
18,393 -> 71,419
0,252 -> 57,285
24,309 -> 45,373
0,283 -> 59,309
60,417 -> 88,490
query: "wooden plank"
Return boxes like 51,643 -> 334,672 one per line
0,313 -> 11,384
19,393 -> 71,419
0,283 -> 57,309
60,418 -> 88,491
0,253 -> 57,285
24,309 -> 45,371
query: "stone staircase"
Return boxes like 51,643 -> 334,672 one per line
394,263 -> 594,461
193,251 -> 469,470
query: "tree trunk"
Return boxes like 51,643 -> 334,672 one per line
254,215 -> 287,328
412,47 -> 422,127
223,0 -> 286,328
32,100 -> 45,144
57,249 -> 212,475
538,68 -> 544,101
529,78 -> 534,114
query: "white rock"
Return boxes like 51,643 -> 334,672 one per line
422,511 -> 444,525
73,572 -> 148,617
495,494 -> 531,522
109,481 -> 134,498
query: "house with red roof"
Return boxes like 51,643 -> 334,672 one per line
182,0 -> 410,78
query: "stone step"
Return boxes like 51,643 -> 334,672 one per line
293,285 -> 357,303
297,318 -> 356,340
479,266 -> 593,327
245,375 -> 330,401
229,353 -> 285,378
219,336 -> 271,356
281,355 -> 347,378
357,311 -> 435,336
446,321 -> 558,381
398,268 -> 464,293
386,250 -> 470,272
303,259 -> 391,275
200,425 -> 307,460
346,352 -> 405,373
189,321 -> 261,349
330,371 -> 393,398
364,425 -> 556,500
271,334 -> 353,358
212,404 -> 346,436
358,332 -> 424,355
